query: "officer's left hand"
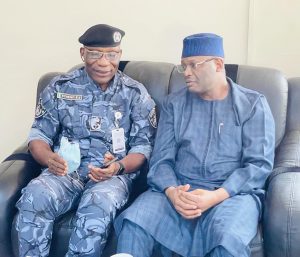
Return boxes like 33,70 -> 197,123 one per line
88,163 -> 119,182
88,152 -> 119,182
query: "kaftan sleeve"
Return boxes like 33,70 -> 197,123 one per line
147,96 -> 179,192
221,95 -> 275,196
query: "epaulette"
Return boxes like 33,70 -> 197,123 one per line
53,67 -> 83,87
118,71 -> 147,95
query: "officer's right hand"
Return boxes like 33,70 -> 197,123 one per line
165,184 -> 202,219
47,153 -> 68,176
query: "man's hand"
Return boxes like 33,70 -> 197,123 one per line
179,188 -> 230,212
165,184 -> 202,219
29,140 -> 68,176
88,152 -> 119,182
47,152 -> 68,176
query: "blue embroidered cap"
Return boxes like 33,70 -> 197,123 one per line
182,33 -> 224,58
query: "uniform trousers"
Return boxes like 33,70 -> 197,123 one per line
16,170 -> 130,257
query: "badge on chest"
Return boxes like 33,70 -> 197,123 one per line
112,111 -> 125,153
89,111 -> 125,153
112,128 -> 126,153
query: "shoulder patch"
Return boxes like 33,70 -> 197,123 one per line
149,107 -> 157,128
35,98 -> 46,118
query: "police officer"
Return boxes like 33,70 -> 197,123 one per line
16,24 -> 156,257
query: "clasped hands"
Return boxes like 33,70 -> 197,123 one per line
165,184 -> 222,219
47,152 -> 119,182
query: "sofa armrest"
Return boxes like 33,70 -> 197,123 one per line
264,166 -> 300,257
0,151 -> 41,256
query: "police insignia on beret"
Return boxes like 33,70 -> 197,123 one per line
79,24 -> 125,47
113,32 -> 122,43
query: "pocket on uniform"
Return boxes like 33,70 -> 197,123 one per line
59,103 -> 90,138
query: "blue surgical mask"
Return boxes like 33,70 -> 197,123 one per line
57,136 -> 81,173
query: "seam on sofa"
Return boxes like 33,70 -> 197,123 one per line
0,160 -> 16,179
168,66 -> 176,94
286,173 -> 296,256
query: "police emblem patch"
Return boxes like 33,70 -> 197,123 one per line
35,98 -> 46,118
113,32 -> 122,43
148,107 -> 157,128
90,116 -> 101,131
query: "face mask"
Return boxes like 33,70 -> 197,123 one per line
57,136 -> 81,174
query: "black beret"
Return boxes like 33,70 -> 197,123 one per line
79,24 -> 125,47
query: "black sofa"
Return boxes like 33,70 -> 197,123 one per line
1,61 -> 300,257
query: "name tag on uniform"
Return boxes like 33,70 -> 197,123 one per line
112,128 -> 126,153
57,92 -> 83,101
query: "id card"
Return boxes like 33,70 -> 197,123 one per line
112,128 -> 126,153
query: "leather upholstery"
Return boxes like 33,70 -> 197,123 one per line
1,62 -> 300,257
0,153 -> 41,257
264,167 -> 300,257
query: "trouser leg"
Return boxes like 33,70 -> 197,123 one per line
16,170 -> 83,257
201,194 -> 258,257
207,246 -> 235,257
158,244 -> 173,257
66,177 -> 130,257
117,220 -> 155,257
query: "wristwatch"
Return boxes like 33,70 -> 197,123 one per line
116,161 -> 125,175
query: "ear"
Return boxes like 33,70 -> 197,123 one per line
80,47 -> 85,62
119,49 -> 123,58
215,58 -> 224,72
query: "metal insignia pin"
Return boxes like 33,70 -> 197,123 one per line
115,111 -> 122,120
218,122 -> 224,134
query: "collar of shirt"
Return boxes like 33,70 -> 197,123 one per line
82,68 -> 122,95
228,77 -> 262,126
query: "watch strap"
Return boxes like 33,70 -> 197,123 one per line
116,161 -> 125,175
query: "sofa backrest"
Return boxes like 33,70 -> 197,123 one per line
123,61 -> 174,112
273,77 -> 300,168
286,77 -> 300,132
36,61 -> 288,148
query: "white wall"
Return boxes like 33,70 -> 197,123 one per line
0,0 -> 299,161
248,0 -> 300,76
